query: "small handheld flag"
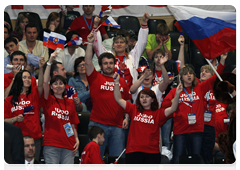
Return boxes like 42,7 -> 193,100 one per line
48,32 -> 66,50
66,36 -> 82,46
136,66 -> 147,73
101,16 -> 120,29
114,148 -> 126,164
99,5 -> 112,17
43,31 -> 50,47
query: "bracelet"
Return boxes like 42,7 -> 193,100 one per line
47,62 -> 52,66
87,42 -> 93,45
114,82 -> 119,85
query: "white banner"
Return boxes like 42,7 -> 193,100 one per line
4,5 -> 236,20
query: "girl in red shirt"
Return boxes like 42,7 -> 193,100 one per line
113,72 -> 182,164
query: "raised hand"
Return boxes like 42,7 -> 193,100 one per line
142,12 -> 150,25
176,82 -> 183,95
38,56 -> 45,68
178,35 -> 185,45
94,14 -> 101,28
66,86 -> 75,98
113,72 -> 120,82
87,32 -> 95,43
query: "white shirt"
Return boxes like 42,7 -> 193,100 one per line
55,46 -> 85,71
25,159 -> 34,164
132,84 -> 163,108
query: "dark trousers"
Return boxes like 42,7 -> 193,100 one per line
200,125 -> 215,163
172,132 -> 203,164
126,152 -> 161,164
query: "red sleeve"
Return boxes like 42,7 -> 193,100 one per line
158,108 -> 169,127
90,144 -> 105,164
31,76 -> 37,88
86,68 -> 99,86
4,97 -> 12,119
69,99 -> 80,127
199,63 -> 225,95
99,20 -> 107,35
124,101 -> 136,119
4,72 -> 13,89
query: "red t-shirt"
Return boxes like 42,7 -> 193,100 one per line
215,102 -> 228,121
203,89 -> 217,127
67,16 -> 107,44
80,141 -> 105,164
4,86 -> 42,140
42,94 -> 80,150
4,72 -> 37,89
215,118 -> 228,138
115,55 -> 132,89
162,63 -> 225,135
124,101 -> 168,154
87,69 -> 131,128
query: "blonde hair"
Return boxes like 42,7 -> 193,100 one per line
200,65 -> 214,75
112,35 -> 129,58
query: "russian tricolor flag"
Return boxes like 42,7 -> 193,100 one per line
43,31 -> 49,47
168,5 -> 236,59
102,16 -> 120,29
48,32 -> 66,50
66,36 -> 82,46
99,5 -> 112,17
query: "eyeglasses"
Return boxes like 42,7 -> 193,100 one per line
78,64 -> 85,67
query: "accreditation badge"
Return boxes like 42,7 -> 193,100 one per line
188,113 -> 196,125
63,122 -> 74,137
204,110 -> 212,122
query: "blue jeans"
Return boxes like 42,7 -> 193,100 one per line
172,132 -> 203,164
88,121 -> 125,158
161,118 -> 173,150
200,125 -> 215,163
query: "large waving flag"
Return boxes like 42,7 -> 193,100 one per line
168,5 -> 236,59
48,32 -> 66,50
66,36 -> 82,46
101,16 -> 120,29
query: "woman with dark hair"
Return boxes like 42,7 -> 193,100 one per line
38,12 -> 62,41
55,30 -> 85,81
113,72 -> 182,164
68,57 -> 91,112
11,13 -> 29,41
42,52 -> 79,164
162,56 -> 226,164
4,57 -> 45,161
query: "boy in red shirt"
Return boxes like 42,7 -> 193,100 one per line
80,126 -> 105,164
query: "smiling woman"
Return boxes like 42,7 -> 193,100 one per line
4,55 -> 45,161
42,51 -> 80,164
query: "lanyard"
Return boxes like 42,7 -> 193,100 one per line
54,95 -> 67,122
155,71 -> 162,82
183,87 -> 194,113
141,84 -> 152,90
116,56 -> 126,79
206,90 -> 211,110
83,14 -> 93,31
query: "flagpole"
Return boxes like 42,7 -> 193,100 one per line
205,58 -> 233,98
94,23 -> 103,32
